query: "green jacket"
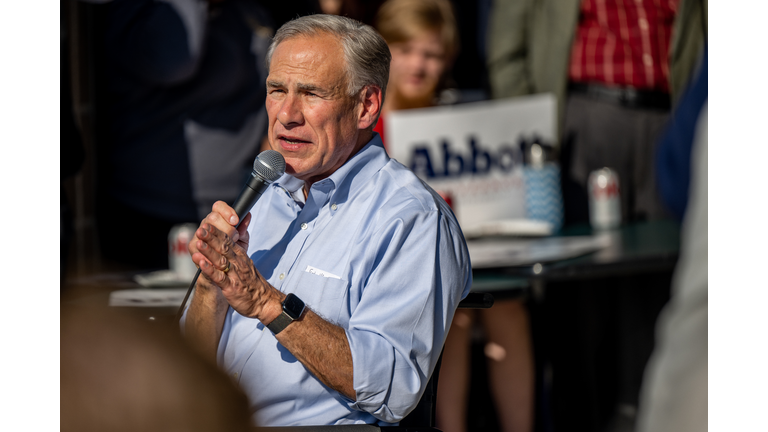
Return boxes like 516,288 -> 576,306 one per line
487,0 -> 707,138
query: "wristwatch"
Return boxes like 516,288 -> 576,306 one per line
266,293 -> 306,335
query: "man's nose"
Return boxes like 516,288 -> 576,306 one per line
278,94 -> 304,126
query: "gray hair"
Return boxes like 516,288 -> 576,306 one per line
266,14 -> 391,99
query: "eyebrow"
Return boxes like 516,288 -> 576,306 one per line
266,79 -> 326,95
297,83 -> 324,94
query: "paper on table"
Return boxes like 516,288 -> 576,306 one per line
462,218 -> 554,239
468,234 -> 612,269
134,269 -> 194,288
109,288 -> 188,307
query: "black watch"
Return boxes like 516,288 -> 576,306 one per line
266,293 -> 305,335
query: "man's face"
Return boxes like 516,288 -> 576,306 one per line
387,30 -> 447,103
265,33 -> 363,185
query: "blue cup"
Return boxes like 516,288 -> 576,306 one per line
523,163 -> 564,232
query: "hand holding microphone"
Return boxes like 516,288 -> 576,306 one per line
188,149 -> 285,255
178,150 -> 285,319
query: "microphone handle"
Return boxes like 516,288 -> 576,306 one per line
231,175 -> 271,225
176,269 -> 201,323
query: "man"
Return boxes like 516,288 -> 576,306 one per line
181,14 -> 472,427
487,0 -> 707,225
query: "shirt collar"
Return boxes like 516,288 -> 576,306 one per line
273,133 -> 389,205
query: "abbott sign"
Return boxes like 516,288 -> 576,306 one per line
386,93 -> 556,233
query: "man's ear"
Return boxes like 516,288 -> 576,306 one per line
357,85 -> 383,130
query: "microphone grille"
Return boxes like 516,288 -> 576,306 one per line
253,150 -> 286,182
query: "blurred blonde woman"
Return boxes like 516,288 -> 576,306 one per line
373,0 -> 458,146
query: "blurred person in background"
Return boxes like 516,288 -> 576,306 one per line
487,0 -> 707,226
636,48 -> 707,432
487,1 -> 706,430
374,2 -> 535,431
318,0 -> 387,26
373,0 -> 459,145
96,0 -> 275,271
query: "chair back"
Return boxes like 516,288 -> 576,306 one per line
398,352 -> 443,427
396,292 -> 494,428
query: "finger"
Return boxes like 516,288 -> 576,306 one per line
238,212 -> 252,233
212,200 -> 240,227
235,213 -> 252,249
195,224 -> 235,270
196,254 -> 230,286
202,209 -> 239,241
193,240 -> 231,281
188,234 -> 200,257
188,204 -> 235,258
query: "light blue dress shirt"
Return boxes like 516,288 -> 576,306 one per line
206,134 -> 471,426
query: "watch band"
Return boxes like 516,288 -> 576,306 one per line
266,293 -> 305,335
266,312 -> 294,335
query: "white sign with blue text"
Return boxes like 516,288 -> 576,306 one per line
386,93 -> 557,234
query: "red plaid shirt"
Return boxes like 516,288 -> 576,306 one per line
568,0 -> 679,93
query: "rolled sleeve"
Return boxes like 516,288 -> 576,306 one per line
344,201 -> 471,423
347,331 -> 417,422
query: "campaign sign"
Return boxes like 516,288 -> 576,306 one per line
386,93 -> 556,233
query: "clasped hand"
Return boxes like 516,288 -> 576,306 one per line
188,201 -> 282,321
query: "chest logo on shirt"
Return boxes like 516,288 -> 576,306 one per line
305,265 -> 341,280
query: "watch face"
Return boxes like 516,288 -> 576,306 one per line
283,293 -> 305,320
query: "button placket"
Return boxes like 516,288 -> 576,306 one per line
274,179 -> 336,294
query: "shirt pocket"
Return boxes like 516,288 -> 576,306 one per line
290,270 -> 349,325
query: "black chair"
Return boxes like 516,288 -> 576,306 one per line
259,292 -> 495,432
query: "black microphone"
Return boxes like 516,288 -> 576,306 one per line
231,150 -> 286,224
176,150 -> 286,320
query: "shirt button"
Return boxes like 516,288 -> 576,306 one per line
233,372 -> 238,379
643,53 -> 653,66
301,222 -> 308,230
279,273 -> 285,280
331,203 -> 338,211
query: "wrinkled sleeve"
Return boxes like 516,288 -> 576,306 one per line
345,200 -> 472,423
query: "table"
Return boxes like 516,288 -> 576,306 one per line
468,219 -> 680,280
62,270 -> 183,325
466,220 -> 680,432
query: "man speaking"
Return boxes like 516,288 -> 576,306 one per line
181,14 -> 472,426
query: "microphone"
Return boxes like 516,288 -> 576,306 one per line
176,150 -> 286,321
231,150 -> 286,224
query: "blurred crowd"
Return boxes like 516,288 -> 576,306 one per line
61,0 -> 707,431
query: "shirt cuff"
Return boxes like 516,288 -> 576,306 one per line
346,329 -> 422,423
